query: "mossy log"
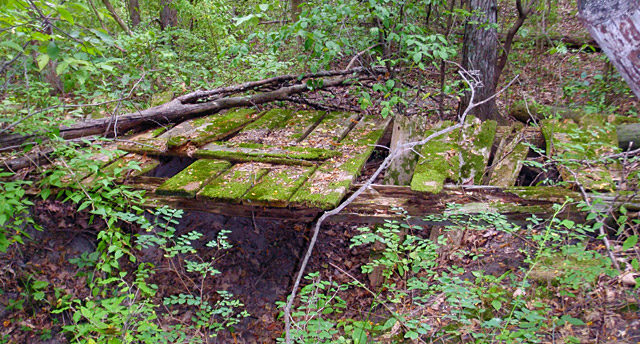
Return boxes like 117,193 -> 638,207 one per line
195,142 -> 339,165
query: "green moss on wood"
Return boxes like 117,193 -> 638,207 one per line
197,163 -> 269,203
195,142 -> 340,165
156,159 -> 231,198
504,186 -> 580,201
167,108 -> 258,148
243,165 -> 316,207
410,121 -> 459,194
243,108 -> 293,131
290,116 -> 391,209
301,111 -> 359,147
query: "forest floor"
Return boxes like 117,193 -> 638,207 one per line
1,0 -> 640,343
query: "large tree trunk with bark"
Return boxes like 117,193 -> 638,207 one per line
578,0 -> 640,98
160,0 -> 178,29
129,0 -> 141,28
460,0 -> 501,122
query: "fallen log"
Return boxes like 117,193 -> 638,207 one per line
0,69 -> 374,150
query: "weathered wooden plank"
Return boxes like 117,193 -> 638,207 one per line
383,115 -> 429,185
260,109 -> 326,145
487,124 -> 530,187
229,108 -> 294,144
195,142 -> 339,165
140,182 -> 640,224
96,154 -> 160,183
197,163 -> 270,203
300,111 -> 360,148
541,114 -> 620,191
410,117 -> 496,194
410,121 -> 460,194
243,165 -> 316,207
156,159 -> 231,198
289,115 -> 391,209
119,108 -> 259,154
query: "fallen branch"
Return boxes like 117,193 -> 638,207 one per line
0,69 -> 376,149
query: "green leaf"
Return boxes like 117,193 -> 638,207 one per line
57,6 -> 74,25
258,3 -> 269,11
89,29 -> 114,46
1,41 -> 24,52
622,235 -> 638,251
47,41 -> 60,60
37,54 -> 50,71
491,300 -> 502,311
56,59 -> 70,75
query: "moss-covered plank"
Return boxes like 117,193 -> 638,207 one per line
300,111 -> 360,148
243,165 -> 316,207
410,121 -> 460,194
261,110 -> 327,145
119,108 -> 259,154
541,114 -> 620,191
410,117 -> 496,194
195,142 -> 339,165
229,108 -> 294,144
459,117 -> 497,184
117,125 -> 173,154
488,124 -> 530,187
197,163 -> 270,203
93,154 -> 160,183
156,159 -> 231,198
290,116 -> 391,209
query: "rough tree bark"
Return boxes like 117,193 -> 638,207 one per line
160,0 -> 178,29
129,0 -> 141,28
291,0 -> 303,21
460,0 -> 503,122
578,0 -> 640,98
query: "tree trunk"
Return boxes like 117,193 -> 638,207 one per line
291,0 -> 303,22
101,0 -> 132,35
460,0 -> 501,122
578,0 -> 640,99
129,0 -> 141,28
160,0 -> 178,29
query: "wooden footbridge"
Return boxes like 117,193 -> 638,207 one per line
88,106 -> 638,223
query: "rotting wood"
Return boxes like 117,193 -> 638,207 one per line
290,115 -> 392,209
383,115 -> 429,185
541,115 -> 620,191
195,142 -> 339,166
83,153 -> 160,186
300,111 -> 360,148
487,123 -> 530,187
155,159 -> 231,198
229,108 -> 294,144
119,108 -> 260,154
242,165 -> 317,207
135,180 -> 640,223
197,163 -> 270,203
